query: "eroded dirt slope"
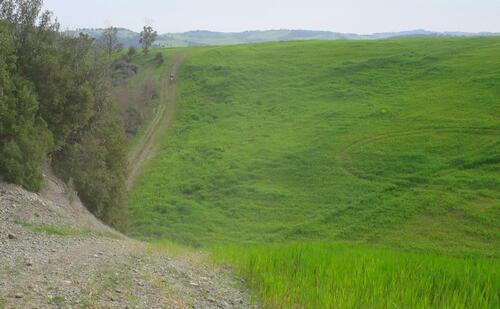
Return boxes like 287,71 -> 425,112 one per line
0,170 -> 253,308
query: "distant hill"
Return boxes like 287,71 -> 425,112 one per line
66,27 -> 140,47
64,28 -> 499,48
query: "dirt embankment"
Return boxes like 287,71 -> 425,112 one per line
0,170 -> 252,308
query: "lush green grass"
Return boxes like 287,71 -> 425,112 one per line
127,37 -> 500,307
129,37 -> 499,254
213,243 -> 499,308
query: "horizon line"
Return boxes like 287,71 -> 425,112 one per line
65,27 -> 500,36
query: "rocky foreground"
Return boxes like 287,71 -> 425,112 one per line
0,171 -> 253,308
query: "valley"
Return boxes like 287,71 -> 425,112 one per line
124,37 -> 499,307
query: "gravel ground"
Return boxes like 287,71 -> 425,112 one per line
0,172 -> 255,308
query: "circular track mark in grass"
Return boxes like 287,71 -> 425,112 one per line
336,127 -> 500,182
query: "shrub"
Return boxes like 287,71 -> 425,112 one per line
154,52 -> 164,66
0,23 -> 53,191
0,2 -> 128,227
127,46 -> 137,57
120,54 -> 130,63
53,100 -> 128,228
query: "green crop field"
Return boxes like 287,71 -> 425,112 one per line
128,37 -> 500,307
213,243 -> 499,308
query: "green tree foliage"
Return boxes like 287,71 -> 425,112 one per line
0,21 -> 53,191
96,26 -> 122,57
139,25 -> 157,55
1,0 -> 95,147
0,1 -> 128,227
53,53 -> 128,227
54,101 -> 128,227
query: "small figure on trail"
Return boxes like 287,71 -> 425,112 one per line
170,73 -> 175,81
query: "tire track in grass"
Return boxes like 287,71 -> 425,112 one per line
127,54 -> 185,190
336,126 -> 500,181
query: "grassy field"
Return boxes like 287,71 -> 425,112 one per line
213,243 -> 499,308
127,37 -> 500,307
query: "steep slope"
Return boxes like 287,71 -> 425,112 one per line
128,37 -> 500,254
0,169 -> 252,308
124,36 -> 499,308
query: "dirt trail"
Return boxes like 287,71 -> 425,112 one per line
127,54 -> 185,189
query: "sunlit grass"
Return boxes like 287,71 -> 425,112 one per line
127,37 -> 500,307
149,238 -> 196,257
129,37 -> 500,255
213,243 -> 499,308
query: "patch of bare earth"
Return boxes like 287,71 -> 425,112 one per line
0,171 -> 254,308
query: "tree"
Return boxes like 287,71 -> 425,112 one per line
1,0 -> 94,148
0,20 -> 53,191
53,46 -> 128,228
0,0 -> 129,227
139,25 -> 157,55
98,26 -> 121,56
53,98 -> 128,227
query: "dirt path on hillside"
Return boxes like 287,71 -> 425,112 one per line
127,55 -> 185,190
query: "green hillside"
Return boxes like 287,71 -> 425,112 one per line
156,29 -> 500,47
127,37 -> 499,307
129,37 -> 499,253
65,28 -> 499,48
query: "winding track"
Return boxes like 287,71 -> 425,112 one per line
336,126 -> 500,180
127,54 -> 185,189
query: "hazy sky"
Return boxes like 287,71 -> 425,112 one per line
43,0 -> 500,34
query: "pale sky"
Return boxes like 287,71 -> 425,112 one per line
43,0 -> 500,34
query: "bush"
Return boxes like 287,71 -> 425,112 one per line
127,46 -> 137,57
120,54 -> 130,63
0,1 -> 128,227
53,100 -> 128,227
154,52 -> 164,66
111,58 -> 140,86
129,64 -> 139,75
112,59 -> 129,70
0,23 -> 53,191
124,107 -> 144,137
